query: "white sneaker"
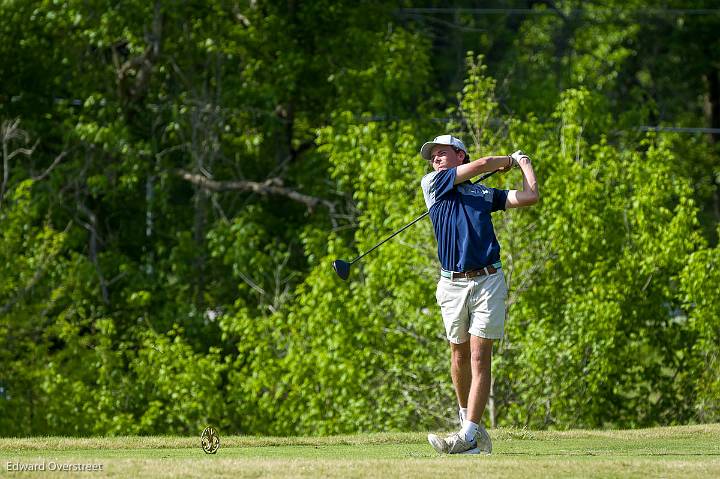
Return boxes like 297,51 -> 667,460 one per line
476,425 -> 492,454
427,432 -> 477,454
427,427 -> 492,455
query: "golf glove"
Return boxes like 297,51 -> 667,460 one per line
510,150 -> 528,166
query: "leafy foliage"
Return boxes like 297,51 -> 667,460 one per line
0,1 -> 718,435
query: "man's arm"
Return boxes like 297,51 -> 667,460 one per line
455,155 -> 513,185
506,154 -> 539,208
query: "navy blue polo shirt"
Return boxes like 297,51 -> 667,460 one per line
421,168 -> 508,272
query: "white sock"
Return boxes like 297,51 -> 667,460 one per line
460,419 -> 478,442
459,407 -> 468,423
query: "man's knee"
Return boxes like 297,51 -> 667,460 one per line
470,337 -> 493,370
450,341 -> 471,366
469,353 -> 491,373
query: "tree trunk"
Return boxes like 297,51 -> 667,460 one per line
705,68 -> 719,144
488,375 -> 497,428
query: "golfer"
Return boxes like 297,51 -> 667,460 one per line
420,135 -> 539,454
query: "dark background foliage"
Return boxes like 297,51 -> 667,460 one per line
1,0 -> 718,436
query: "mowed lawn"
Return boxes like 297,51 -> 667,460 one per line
1,424 -> 719,478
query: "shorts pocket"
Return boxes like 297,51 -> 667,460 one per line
435,280 -> 446,305
500,271 -> 508,299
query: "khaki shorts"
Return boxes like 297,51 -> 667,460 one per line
435,269 -> 507,343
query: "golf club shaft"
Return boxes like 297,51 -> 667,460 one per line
348,168 -> 500,264
349,211 -> 429,264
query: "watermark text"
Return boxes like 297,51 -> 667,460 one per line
6,461 -> 104,472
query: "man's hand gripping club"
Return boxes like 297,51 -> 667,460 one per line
505,150 -> 539,208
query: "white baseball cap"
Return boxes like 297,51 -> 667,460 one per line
420,134 -> 467,161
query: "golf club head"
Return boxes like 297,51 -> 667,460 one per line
332,259 -> 351,280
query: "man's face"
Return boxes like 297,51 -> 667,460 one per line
430,145 -> 464,172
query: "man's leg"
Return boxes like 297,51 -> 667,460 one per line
450,340 -> 471,413
428,341 -> 476,455
452,334 -> 493,453
466,335 -> 493,423
428,339 -> 491,455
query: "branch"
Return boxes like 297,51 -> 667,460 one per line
77,203 -> 110,305
176,170 -> 335,214
231,4 -> 252,27
6,140 -> 38,161
113,1 -> 163,104
32,150 -> 67,181
1,119 -> 36,208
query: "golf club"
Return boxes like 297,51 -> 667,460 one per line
332,168 -> 501,280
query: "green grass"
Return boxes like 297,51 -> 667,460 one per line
1,424 -> 719,478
